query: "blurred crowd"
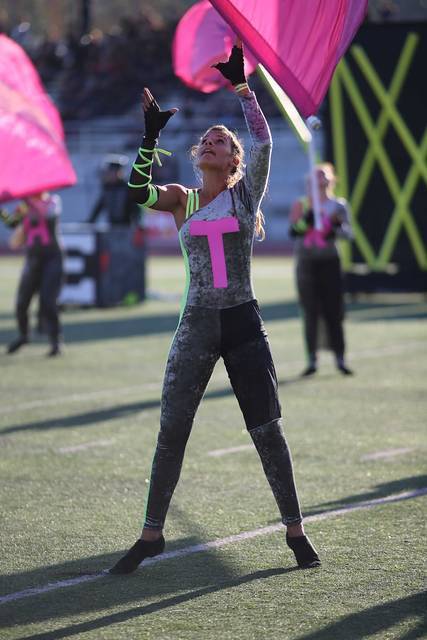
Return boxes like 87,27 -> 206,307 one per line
1,0 -> 423,121
2,13 -> 178,120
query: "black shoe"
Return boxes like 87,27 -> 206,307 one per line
47,344 -> 62,357
7,337 -> 28,354
301,365 -> 317,377
286,533 -> 321,569
337,364 -> 353,375
109,535 -> 165,575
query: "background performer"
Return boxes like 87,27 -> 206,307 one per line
1,191 -> 64,357
289,164 -> 354,377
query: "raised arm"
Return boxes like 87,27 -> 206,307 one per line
214,43 -> 272,207
128,88 -> 186,215
238,91 -> 272,205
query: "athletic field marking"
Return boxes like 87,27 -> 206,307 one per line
208,444 -> 253,457
349,303 -> 427,320
1,340 -> 426,417
348,341 -> 427,358
57,439 -> 115,454
1,487 -> 425,606
361,448 -> 414,461
0,385 -> 158,415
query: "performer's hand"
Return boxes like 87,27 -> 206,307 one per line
143,88 -> 178,140
0,208 -> 20,227
213,40 -> 246,86
303,209 -> 314,228
321,217 -> 337,240
329,212 -> 343,228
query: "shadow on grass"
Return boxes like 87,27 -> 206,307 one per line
1,486 -> 425,637
0,312 -> 15,321
0,538 -> 296,636
15,567 -> 297,640
1,299 -> 425,347
293,591 -> 426,640
306,475 -> 427,515
0,376 -> 301,436
0,399 -> 161,435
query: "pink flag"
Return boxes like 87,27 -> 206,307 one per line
209,0 -> 368,116
172,0 -> 258,93
0,35 -> 76,203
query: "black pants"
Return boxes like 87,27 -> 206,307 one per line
16,253 -> 64,344
144,300 -> 302,529
296,254 -> 345,360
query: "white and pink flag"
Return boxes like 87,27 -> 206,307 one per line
174,0 -> 368,116
0,34 -> 76,203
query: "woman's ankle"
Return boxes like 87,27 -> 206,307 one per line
286,523 -> 305,538
141,528 -> 163,542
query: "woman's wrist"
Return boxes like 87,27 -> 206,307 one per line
234,82 -> 250,97
142,135 -> 158,148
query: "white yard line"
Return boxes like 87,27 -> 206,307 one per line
2,339 -> 426,417
1,487 -> 426,605
208,444 -> 253,457
361,448 -> 414,461
348,304 -> 427,320
347,340 -> 427,359
57,439 -> 115,454
209,444 -> 416,461
0,384 -> 159,416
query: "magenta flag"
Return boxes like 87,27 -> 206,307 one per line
0,35 -> 76,203
209,0 -> 368,116
172,0 -> 258,93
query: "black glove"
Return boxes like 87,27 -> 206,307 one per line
144,97 -> 176,141
323,227 -> 337,240
303,209 -> 314,227
213,44 -> 246,86
289,209 -> 315,238
289,223 -> 302,239
323,213 -> 342,240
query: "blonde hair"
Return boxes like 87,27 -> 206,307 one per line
191,125 -> 265,240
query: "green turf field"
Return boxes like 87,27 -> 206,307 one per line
0,255 -> 426,640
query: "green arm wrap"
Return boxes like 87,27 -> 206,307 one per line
129,146 -> 172,185
292,219 -> 308,234
143,184 -> 159,208
128,146 -> 172,210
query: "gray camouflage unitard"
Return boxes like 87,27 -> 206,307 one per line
144,92 -> 303,530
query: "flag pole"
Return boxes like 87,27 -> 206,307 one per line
256,64 -> 322,229
307,119 -> 322,231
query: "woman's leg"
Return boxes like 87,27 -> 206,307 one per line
222,301 -> 319,567
110,307 -> 220,573
143,307 -> 220,533
39,253 -> 64,355
318,257 -> 351,373
221,301 -> 301,526
296,258 -> 319,372
8,258 -> 40,353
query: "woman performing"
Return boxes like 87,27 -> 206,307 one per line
1,191 -> 64,357
110,43 -> 320,574
289,163 -> 354,377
